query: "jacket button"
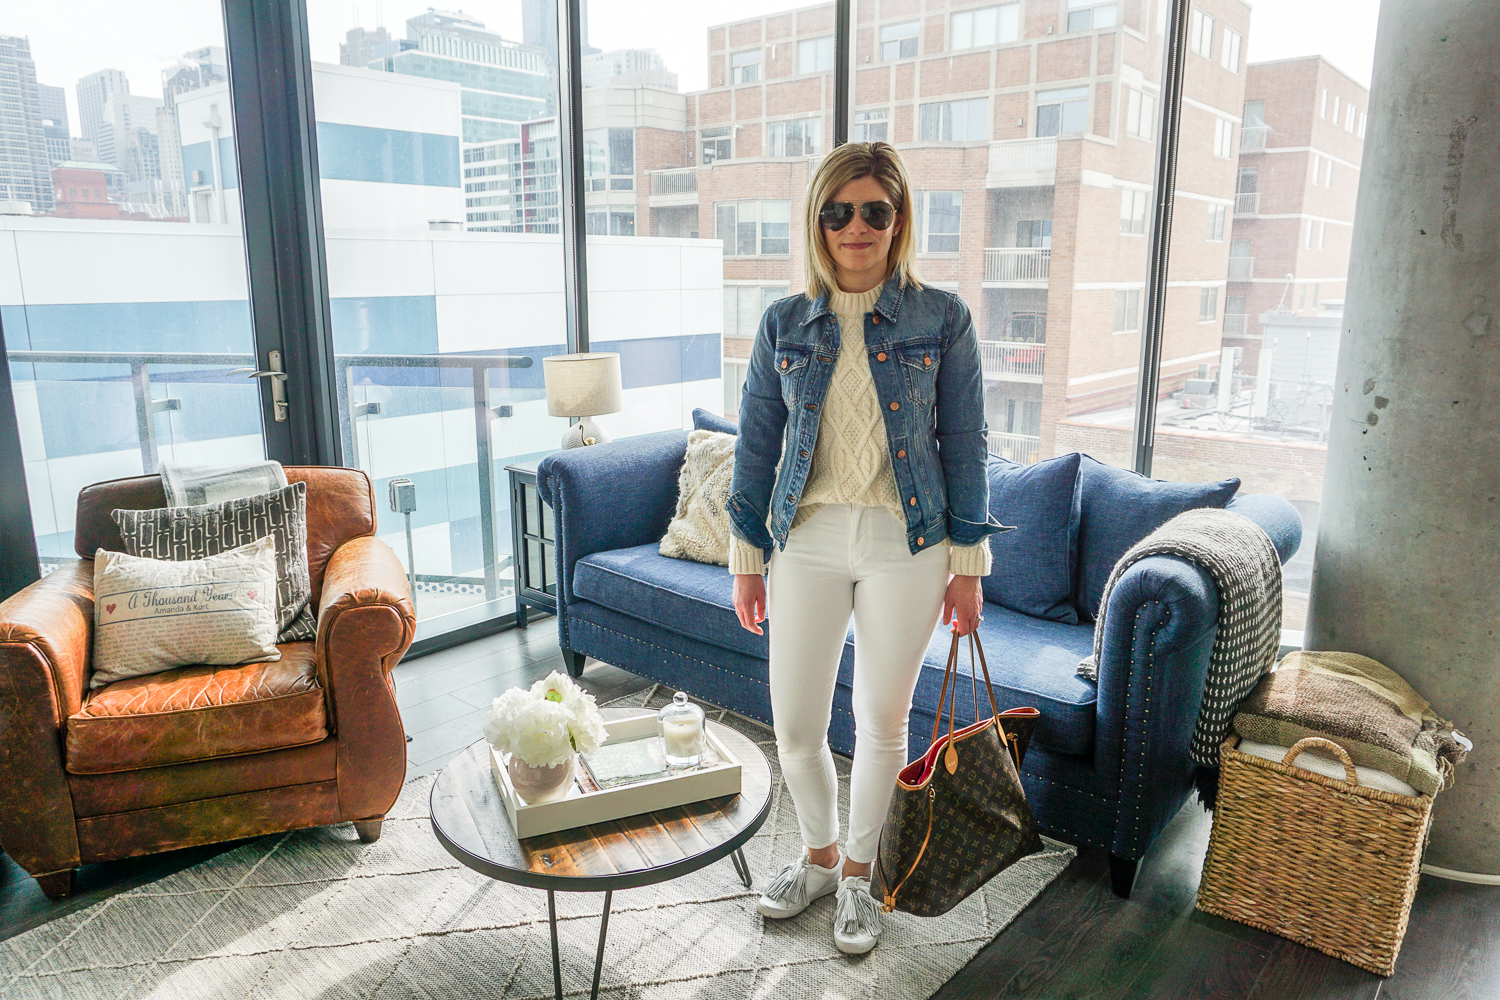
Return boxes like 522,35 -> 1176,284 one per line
897,449 -> 906,458
889,401 -> 899,411
799,450 -> 808,457
917,536 -> 924,546
872,315 -> 880,324
924,356 -> 931,366
876,352 -> 887,361
909,497 -> 917,506
781,359 -> 787,369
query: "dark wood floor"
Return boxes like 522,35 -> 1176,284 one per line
3,616 -> 1495,999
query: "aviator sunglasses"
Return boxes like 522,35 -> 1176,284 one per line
818,199 -> 897,232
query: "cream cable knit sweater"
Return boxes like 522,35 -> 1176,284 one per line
730,285 -> 992,577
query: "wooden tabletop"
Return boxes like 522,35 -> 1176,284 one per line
429,707 -> 774,892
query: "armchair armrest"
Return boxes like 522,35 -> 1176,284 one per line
1091,555 -> 1221,861
316,535 -> 415,822
537,430 -> 688,646
0,561 -> 94,875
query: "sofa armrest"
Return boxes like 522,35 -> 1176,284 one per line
1226,492 -> 1303,565
316,535 -> 415,822
1090,554 -> 1221,860
0,561 -> 94,874
537,430 -> 688,646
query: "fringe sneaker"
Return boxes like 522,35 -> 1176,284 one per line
756,851 -> 841,919
833,874 -> 882,954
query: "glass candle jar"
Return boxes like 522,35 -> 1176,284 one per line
657,691 -> 706,768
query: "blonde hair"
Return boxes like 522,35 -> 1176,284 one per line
802,142 -> 924,301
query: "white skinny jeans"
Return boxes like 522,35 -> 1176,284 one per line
766,503 -> 950,865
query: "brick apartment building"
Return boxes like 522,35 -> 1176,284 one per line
1224,55 -> 1367,369
631,0 -> 1257,463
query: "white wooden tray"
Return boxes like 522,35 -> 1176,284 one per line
489,710 -> 743,839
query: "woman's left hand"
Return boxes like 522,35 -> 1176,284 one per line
943,574 -> 984,636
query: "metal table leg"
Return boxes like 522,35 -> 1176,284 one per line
731,848 -> 752,888
589,890 -> 612,1000
546,888 -> 614,1000
547,889 -> 562,1000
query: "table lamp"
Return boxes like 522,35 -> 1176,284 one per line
543,352 -> 623,449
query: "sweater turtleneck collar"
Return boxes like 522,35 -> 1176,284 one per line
827,284 -> 884,318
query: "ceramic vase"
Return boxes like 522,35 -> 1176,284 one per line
507,752 -> 576,804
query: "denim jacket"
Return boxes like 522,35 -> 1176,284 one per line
728,275 -> 1010,559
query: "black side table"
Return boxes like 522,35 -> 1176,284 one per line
506,461 -> 556,628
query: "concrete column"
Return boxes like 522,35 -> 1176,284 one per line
1306,0 -> 1500,876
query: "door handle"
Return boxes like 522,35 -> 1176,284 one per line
228,349 -> 289,422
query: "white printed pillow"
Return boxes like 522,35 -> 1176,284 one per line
659,429 -> 736,567
91,535 -> 282,689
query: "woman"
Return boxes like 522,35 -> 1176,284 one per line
726,141 -> 1004,954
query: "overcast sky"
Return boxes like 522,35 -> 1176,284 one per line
6,0 -> 1381,138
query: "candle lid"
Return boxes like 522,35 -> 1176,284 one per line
657,691 -> 704,723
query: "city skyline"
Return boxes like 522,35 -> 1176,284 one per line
6,0 -> 1378,143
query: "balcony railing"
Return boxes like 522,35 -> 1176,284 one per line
983,247 -> 1051,283
979,340 -> 1046,381
986,137 -> 1057,187
649,168 -> 698,195
1234,192 -> 1260,215
1241,126 -> 1268,150
1227,255 -> 1255,280
11,349 -> 535,604
1002,311 -> 1047,341
1223,313 -> 1249,335
987,431 -> 1042,465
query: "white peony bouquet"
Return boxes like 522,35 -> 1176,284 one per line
483,671 -> 608,768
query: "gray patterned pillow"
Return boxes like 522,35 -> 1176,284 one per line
111,482 -> 317,644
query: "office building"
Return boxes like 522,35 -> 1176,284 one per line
367,9 -> 554,143
522,0 -> 598,68
161,46 -> 227,109
0,35 -> 53,212
38,83 -> 71,166
76,67 -> 129,146
339,25 -> 394,67
582,48 -> 677,90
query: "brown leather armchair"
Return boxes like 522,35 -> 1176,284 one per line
0,467 -> 415,898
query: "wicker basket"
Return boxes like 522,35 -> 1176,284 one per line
1197,735 -> 1433,977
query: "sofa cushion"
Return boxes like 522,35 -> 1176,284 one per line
1075,456 -> 1240,621
66,643 -> 328,774
908,607 -> 1098,757
574,544 -> 765,659
983,454 -> 1081,624
692,407 -> 738,435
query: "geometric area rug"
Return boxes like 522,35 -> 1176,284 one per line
0,685 -> 1073,1000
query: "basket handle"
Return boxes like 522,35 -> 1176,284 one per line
1282,737 -> 1359,786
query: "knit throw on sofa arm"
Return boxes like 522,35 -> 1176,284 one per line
1077,508 -> 1283,805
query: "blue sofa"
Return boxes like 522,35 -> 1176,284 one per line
536,428 -> 1301,897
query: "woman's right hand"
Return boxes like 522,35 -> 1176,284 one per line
733,573 -> 768,634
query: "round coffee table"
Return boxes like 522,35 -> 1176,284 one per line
430,706 -> 773,1000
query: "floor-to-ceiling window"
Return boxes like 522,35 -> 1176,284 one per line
0,5 -> 261,574
304,2 -> 572,640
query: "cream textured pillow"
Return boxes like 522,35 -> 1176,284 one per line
91,535 -> 282,689
659,429 -> 736,567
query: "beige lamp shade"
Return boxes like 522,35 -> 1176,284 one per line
542,352 -> 623,417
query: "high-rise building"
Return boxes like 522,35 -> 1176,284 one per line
93,93 -> 164,171
38,84 -> 72,166
340,26 -> 395,67
582,49 -> 676,90
522,0 -> 598,68
368,9 -> 554,143
0,36 -> 53,212
161,46 -> 227,109
76,68 -> 129,146
1223,56 -> 1367,370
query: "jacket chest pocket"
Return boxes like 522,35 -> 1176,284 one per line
897,345 -> 941,406
774,346 -> 813,405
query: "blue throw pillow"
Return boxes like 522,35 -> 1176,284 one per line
1075,455 -> 1240,621
982,454 -> 1082,624
692,408 -> 737,435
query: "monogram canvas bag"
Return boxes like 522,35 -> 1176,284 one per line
876,632 -> 1043,917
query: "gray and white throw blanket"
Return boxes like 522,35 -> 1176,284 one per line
160,461 -> 287,507
1077,507 -> 1282,806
